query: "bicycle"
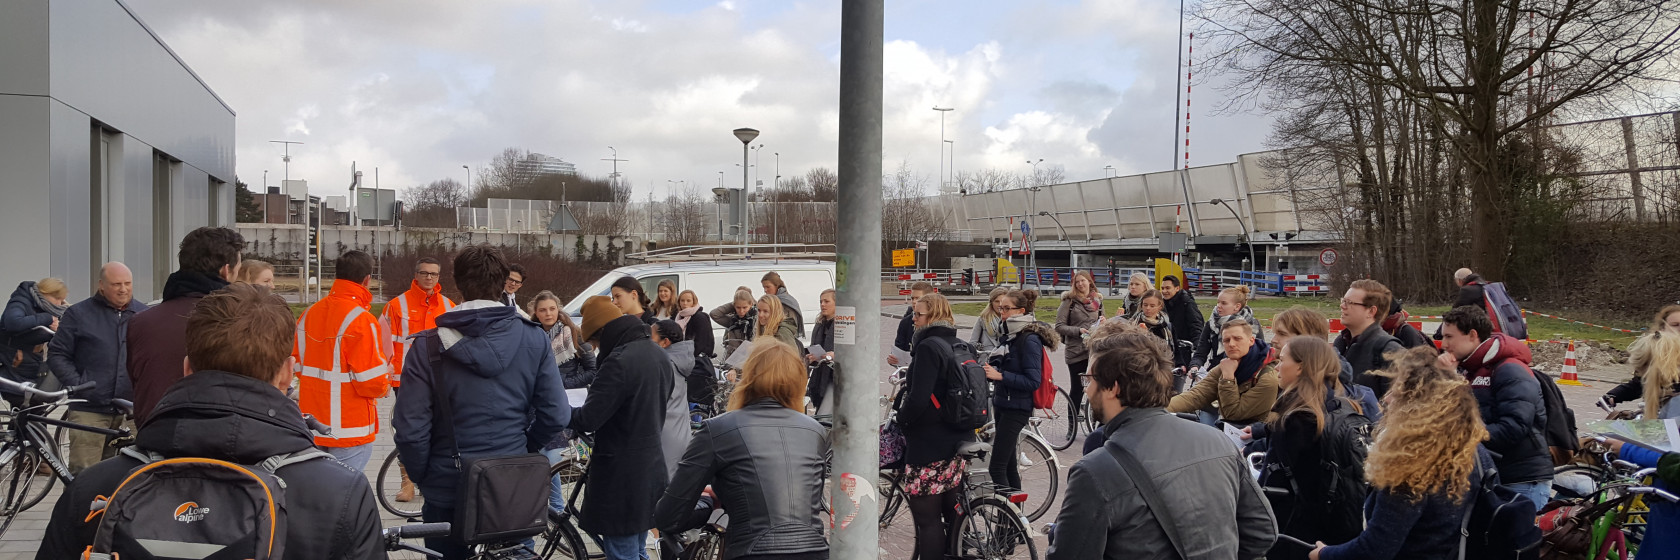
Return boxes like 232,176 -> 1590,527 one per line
536,454 -> 598,560
1037,386 -> 1092,451
385,521 -> 452,559
948,441 -> 1040,560
0,377 -> 132,538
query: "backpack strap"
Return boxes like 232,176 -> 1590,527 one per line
1104,439 -> 1189,560
119,446 -> 165,465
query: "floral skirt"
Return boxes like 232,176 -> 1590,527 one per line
901,457 -> 968,496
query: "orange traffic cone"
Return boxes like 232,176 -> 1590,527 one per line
1558,341 -> 1585,386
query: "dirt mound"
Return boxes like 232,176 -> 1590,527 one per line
1531,340 -> 1628,373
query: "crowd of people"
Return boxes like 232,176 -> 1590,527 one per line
5,227 -> 1680,560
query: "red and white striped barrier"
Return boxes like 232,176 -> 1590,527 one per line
1283,285 -> 1328,292
1282,274 -> 1324,281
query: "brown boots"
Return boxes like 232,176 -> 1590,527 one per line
395,463 -> 418,502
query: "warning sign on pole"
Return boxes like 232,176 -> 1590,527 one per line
1319,247 -> 1339,267
892,248 -> 915,267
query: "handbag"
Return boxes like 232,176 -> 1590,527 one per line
880,420 -> 906,469
1103,439 -> 1189,559
425,333 -> 550,545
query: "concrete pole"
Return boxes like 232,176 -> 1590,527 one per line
833,0 -> 882,557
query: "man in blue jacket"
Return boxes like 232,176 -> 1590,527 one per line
394,245 -> 571,560
46,262 -> 147,474
1439,305 -> 1553,509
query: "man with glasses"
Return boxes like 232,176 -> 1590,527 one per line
379,257 -> 455,503
503,263 -> 527,308
1334,279 -> 1405,398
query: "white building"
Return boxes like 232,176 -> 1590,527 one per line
515,153 -> 578,181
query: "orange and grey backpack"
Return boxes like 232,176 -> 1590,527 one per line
80,445 -> 333,560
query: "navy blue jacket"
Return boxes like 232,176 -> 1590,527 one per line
1318,448 -> 1492,560
992,318 -> 1055,412
1463,335 -> 1552,484
394,303 -> 571,510
894,305 -> 915,352
1,281 -> 58,384
45,293 -> 147,413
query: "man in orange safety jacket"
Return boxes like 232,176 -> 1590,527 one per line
294,250 -> 390,472
379,256 -> 453,502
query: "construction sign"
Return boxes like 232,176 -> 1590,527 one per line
1154,258 -> 1184,290
891,248 -> 915,268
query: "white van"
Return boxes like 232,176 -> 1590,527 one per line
562,260 -> 836,356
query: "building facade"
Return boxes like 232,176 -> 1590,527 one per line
514,153 -> 578,181
0,0 -> 236,301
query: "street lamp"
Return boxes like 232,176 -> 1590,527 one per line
712,186 -> 729,241
1104,165 -> 1117,178
773,152 -> 780,246
1210,198 -> 1257,271
461,165 -> 471,193
1036,211 -> 1070,241
1026,158 -> 1044,185
733,128 -> 759,251
934,106 -> 953,192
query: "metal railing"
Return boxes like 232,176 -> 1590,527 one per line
626,243 -> 837,264
961,266 -> 1330,296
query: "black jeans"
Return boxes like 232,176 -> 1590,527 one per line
1066,359 -> 1088,419
908,490 -> 959,560
988,408 -> 1031,491
422,503 -> 471,560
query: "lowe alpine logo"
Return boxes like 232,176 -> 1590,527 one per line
174,502 -> 210,523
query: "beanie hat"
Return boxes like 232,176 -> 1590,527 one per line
579,296 -> 623,341
654,319 -> 684,343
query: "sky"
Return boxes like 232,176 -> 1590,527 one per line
125,0 -> 1274,200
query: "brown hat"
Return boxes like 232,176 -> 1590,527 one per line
579,295 -> 624,341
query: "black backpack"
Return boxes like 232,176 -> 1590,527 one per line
1267,400 -> 1373,543
931,337 -> 993,431
1460,456 -> 1544,559
1528,367 -> 1580,465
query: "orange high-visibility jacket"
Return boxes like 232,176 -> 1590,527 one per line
379,281 -> 456,387
293,279 -> 391,447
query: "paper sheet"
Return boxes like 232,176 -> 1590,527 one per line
807,344 -> 828,358
726,340 -> 755,370
566,388 -> 588,408
1223,423 -> 1249,449
890,347 -> 911,367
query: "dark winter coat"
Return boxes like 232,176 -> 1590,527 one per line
45,293 -> 147,413
394,303 -> 571,510
568,314 -> 677,535
126,271 -> 228,425
36,370 -> 384,560
893,304 -> 915,352
681,309 -> 717,359
1381,303 -> 1433,349
1164,289 -> 1205,359
1461,333 -> 1553,484
0,281 -> 60,386
559,342 -> 599,389
1334,324 -> 1405,398
1454,281 -> 1487,309
775,287 -> 804,337
810,316 -> 835,356
896,323 -> 977,466
1251,396 -> 1367,548
993,316 -> 1058,412
1338,358 -> 1384,424
1318,448 -> 1493,560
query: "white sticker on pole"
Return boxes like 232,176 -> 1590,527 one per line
834,306 -> 857,345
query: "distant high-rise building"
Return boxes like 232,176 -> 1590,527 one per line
514,153 -> 577,181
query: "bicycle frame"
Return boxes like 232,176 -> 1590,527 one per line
6,402 -> 127,484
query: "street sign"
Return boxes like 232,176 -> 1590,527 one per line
916,240 -> 928,251
1319,247 -> 1339,267
892,248 -> 915,267
1020,221 -> 1031,236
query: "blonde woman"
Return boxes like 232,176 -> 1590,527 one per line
1190,285 -> 1263,370
2,277 -> 69,400
1055,271 -> 1103,418
969,287 -> 1010,353
756,294 -> 800,349
1604,303 -> 1680,417
1311,347 -> 1491,560
710,287 -> 759,360
1121,272 -> 1150,318
236,259 -> 276,289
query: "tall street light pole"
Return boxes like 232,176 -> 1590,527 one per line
1211,198 -> 1256,271
1026,158 -> 1044,276
461,165 -> 471,193
733,128 -> 759,252
773,152 -> 781,247
933,107 -> 953,191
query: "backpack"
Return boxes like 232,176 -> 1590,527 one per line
81,446 -> 333,560
1482,282 -> 1529,341
931,337 -> 993,431
1527,366 -> 1580,465
1460,455 -> 1544,559
1272,400 -> 1373,543
1032,348 -> 1057,410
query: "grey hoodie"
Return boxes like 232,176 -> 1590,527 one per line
660,340 -> 696,477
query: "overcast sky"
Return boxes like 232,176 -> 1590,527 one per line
127,0 -> 1272,199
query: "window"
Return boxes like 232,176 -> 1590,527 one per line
153,152 -> 175,289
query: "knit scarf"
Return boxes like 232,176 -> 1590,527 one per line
545,321 -> 577,363
29,285 -> 68,318
675,305 -> 702,330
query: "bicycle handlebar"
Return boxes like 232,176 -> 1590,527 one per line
0,377 -> 94,402
384,522 -> 451,540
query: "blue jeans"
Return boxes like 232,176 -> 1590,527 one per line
324,443 -> 374,473
544,447 -> 566,513
1506,480 -> 1553,511
596,532 -> 649,560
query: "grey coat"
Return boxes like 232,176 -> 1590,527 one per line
1048,407 -> 1277,560
1054,294 -> 1103,363
660,340 -> 696,478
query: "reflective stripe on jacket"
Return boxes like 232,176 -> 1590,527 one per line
294,279 -> 391,447
379,281 -> 455,387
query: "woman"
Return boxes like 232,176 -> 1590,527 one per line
1135,289 -> 1174,345
649,279 -> 679,321
1121,272 -> 1150,319
675,290 -> 715,360
1311,347 -> 1491,560
529,291 -> 597,389
237,259 -> 276,289
762,272 -> 804,337
1168,318 -> 1279,426
1272,307 -> 1382,422
656,339 -> 830,560
969,287 -> 1010,353
807,290 -> 838,415
710,287 -> 759,360
894,293 -> 974,560
1055,272 -> 1103,421
1,278 -> 69,400
755,295 -> 800,349
609,276 -> 655,324
1617,332 -> 1680,419
1604,304 -> 1680,415
1249,337 -> 1366,555
1190,285 -> 1264,370
985,290 -> 1058,493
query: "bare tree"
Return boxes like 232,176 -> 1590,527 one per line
403,178 -> 470,228
882,162 -> 954,246
806,167 -> 839,202
654,185 -> 710,245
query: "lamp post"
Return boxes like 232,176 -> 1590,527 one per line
1104,165 -> 1117,178
934,106 -> 953,191
773,151 -> 781,247
1211,198 -> 1256,271
712,186 -> 728,241
1037,211 -> 1070,242
461,165 -> 471,193
733,128 -> 759,251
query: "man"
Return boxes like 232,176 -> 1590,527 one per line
504,262 -> 526,307
1380,299 -> 1433,349
380,256 -> 455,503
1050,329 -> 1276,559
1438,305 -> 1554,509
1334,279 -> 1405,397
1160,275 -> 1204,368
570,295 -> 676,560
394,245 -> 570,560
887,282 -> 934,367
294,250 -> 390,472
128,226 -> 244,425
651,319 -> 693,478
38,283 -> 383,559
1454,268 -> 1486,308
45,263 -> 147,475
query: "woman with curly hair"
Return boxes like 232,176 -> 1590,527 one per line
1311,347 -> 1491,560
1603,304 -> 1680,418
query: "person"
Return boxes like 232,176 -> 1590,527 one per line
1191,285 -> 1264,371
1135,289 -> 1174,345
1380,299 -> 1432,349
1169,318 -> 1279,426
44,263 -> 147,475
236,258 -> 275,289
1245,336 -> 1367,555
294,250 -> 391,472
656,339 -> 829,560
1621,333 -> 1680,419
711,287 -> 758,360
1055,271 -> 1104,422
571,295 -> 677,560
1599,437 -> 1679,558
1161,275 -> 1204,368
652,320 -> 695,477
985,290 -> 1056,493
1437,304 -> 1554,509
1048,329 -> 1276,559
675,289 -> 715,361
381,256 -> 457,390
756,294 -> 800,349
1120,272 -> 1150,318
650,279 -> 679,321
36,283 -> 384,559
1,277 -> 68,405
895,293 -> 974,560
1453,268 -> 1486,308
1334,279 -> 1405,397
889,282 -> 935,367
762,271 -> 804,336
1310,347 -> 1492,560
128,226 -> 244,425
807,289 -> 837,415
969,286 -> 1010,353
504,262 -> 527,307
1603,304 -> 1680,412
611,275 -> 655,324
1270,307 -> 1381,422
531,291 -> 597,389
394,245 -> 571,559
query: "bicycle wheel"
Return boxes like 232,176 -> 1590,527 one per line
1014,435 -> 1058,522
374,450 -> 423,519
537,510 -> 592,560
1040,389 -> 1075,451
950,495 -> 1039,560
0,443 -> 54,538
15,424 -> 60,512
878,470 -> 909,529
677,531 -> 724,560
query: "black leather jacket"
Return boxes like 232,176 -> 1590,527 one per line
656,398 -> 830,559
